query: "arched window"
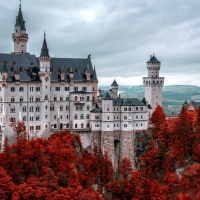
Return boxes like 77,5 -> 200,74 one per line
75,124 -> 78,128
36,116 -> 40,121
50,105 -> 54,111
74,96 -> 78,101
45,95 -> 48,100
11,97 -> 15,102
19,87 -> 24,92
60,96 -> 63,101
107,116 -> 109,120
36,106 -> 40,112
30,106 -> 34,112
10,106 -> 15,113
66,96 -> 69,101
23,106 -> 26,112
87,123 -> 90,128
60,105 -> 63,111
87,96 -> 90,101
36,96 -> 40,102
80,114 -> 84,119
86,114 -> 89,119
66,105 -> 69,111
81,123 -> 84,128
54,96 -> 57,101
30,96 -> 34,102
20,96 -> 23,102
74,114 -> 78,120
23,116 -> 26,121
11,87 -> 15,92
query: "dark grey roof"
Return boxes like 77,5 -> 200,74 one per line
40,33 -> 49,57
147,55 -> 160,63
15,5 -> 26,31
0,54 -> 97,83
103,92 -> 113,100
93,66 -> 97,81
148,104 -> 152,109
184,100 -> 188,104
90,108 -> 102,113
111,79 -> 118,86
122,98 -> 145,106
2,63 -> 7,72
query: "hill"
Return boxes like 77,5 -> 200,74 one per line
99,85 -> 200,115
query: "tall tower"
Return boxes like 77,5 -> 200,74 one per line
12,2 -> 29,54
38,33 -> 51,136
143,55 -> 164,115
111,79 -> 119,96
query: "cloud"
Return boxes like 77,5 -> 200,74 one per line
0,0 -> 200,86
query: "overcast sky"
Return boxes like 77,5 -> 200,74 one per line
0,0 -> 200,86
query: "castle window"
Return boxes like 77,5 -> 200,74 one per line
87,106 -> 90,111
86,114 -> 89,119
45,125 -> 48,128
36,126 -> 41,130
114,107 -> 115,111
66,123 -> 69,128
36,96 -> 40,102
23,106 -> 26,112
66,115 -> 68,119
141,123 -> 143,126
136,115 -> 138,119
80,97 -> 84,102
124,116 -> 127,120
30,106 -> 34,112
124,124 -> 127,127
23,116 -> 26,121
117,124 -> 119,127
60,105 -> 63,111
60,96 -> 63,101
20,97 -> 23,102
140,107 -> 143,111
46,105 -> 48,109
107,116 -> 109,120
60,115 -> 62,119
95,116 -> 99,120
80,114 -> 84,119
45,115 -> 47,119
74,114 -> 78,120
50,105 -> 54,111
45,95 -> 48,100
66,105 -> 69,111
136,107 -> 138,111
74,87 -> 78,92
30,87 -> 34,92
117,107 -> 119,111
81,123 -> 84,128
11,97 -> 15,102
141,115 -> 143,119
19,87 -> 24,92
30,126 -> 34,131
65,87 -> 69,91
36,106 -> 40,112
66,96 -> 69,101
75,124 -> 78,128
82,87 -> 87,91
117,116 -> 119,119
114,116 -> 115,119
11,67 -> 14,72
10,107 -> 15,113
36,116 -> 40,121
129,107 -> 131,111
107,125 -> 109,128
54,124 -> 57,128
36,87 -> 40,91
10,117 -> 16,122
54,96 -> 57,101
74,96 -> 78,101
30,96 -> 34,102
55,87 -> 60,91
20,67 -> 24,72
75,68 -> 79,73
136,124 -> 138,127
30,117 -> 34,121
124,107 -> 127,111
87,123 -> 90,128
95,123 -> 99,127
11,87 -> 15,92
107,108 -> 109,111
87,96 -> 90,101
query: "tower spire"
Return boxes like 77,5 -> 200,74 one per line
40,32 -> 50,58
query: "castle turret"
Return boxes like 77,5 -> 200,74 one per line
143,55 -> 164,115
38,32 -> 51,136
12,2 -> 29,54
111,79 -> 118,96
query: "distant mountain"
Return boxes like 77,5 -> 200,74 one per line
98,85 -> 200,115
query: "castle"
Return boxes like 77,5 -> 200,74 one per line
0,4 -> 164,168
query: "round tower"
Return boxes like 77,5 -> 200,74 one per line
12,2 -> 29,54
143,55 -> 164,115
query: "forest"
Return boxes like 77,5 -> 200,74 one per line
1,105 -> 200,199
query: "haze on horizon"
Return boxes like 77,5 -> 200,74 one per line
0,0 -> 200,86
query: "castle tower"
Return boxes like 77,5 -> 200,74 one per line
38,32 -> 51,137
12,2 -> 29,54
143,55 -> 164,115
111,79 -> 118,97
92,66 -> 98,109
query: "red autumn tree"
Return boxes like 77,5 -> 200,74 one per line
9,120 -> 26,140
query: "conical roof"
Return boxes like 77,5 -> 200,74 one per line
93,66 -> 97,80
111,79 -> 118,86
147,55 -> 160,63
103,92 -> 112,100
40,32 -> 50,57
15,4 -> 26,31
